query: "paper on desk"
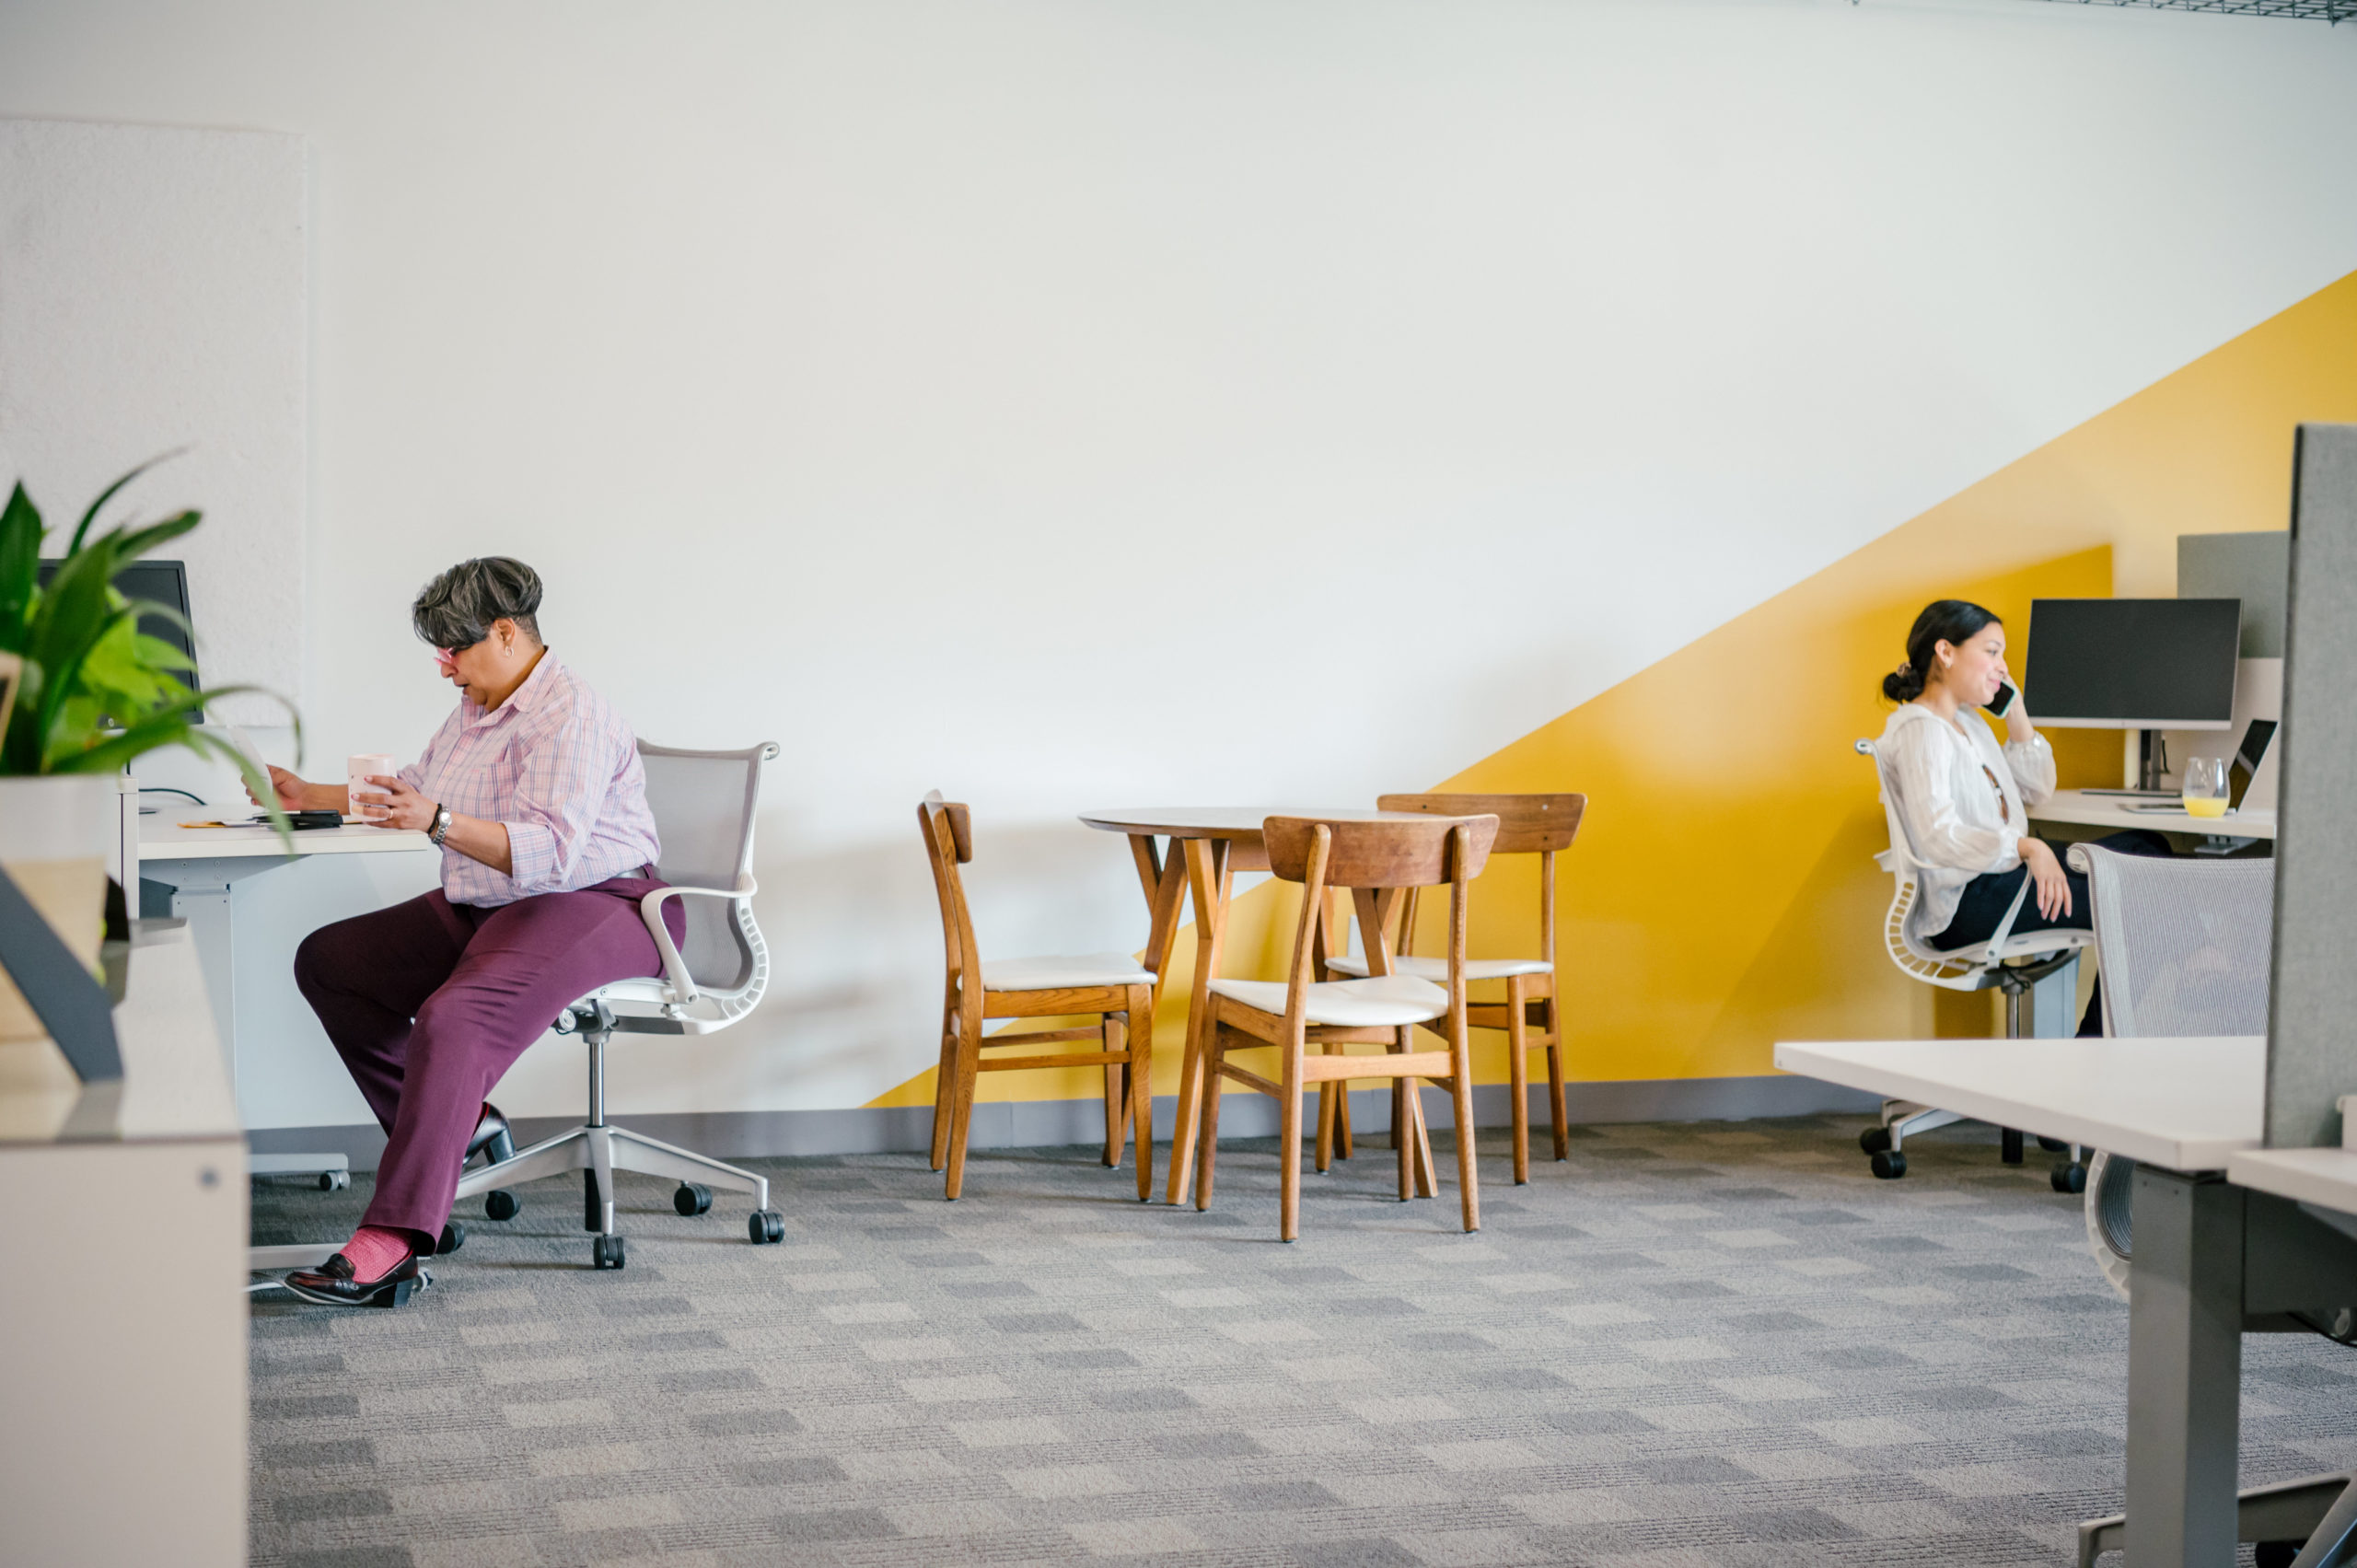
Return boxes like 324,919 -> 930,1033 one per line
226,723 -> 272,784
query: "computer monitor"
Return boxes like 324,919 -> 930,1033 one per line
2023,598 -> 2240,730
36,557 -> 201,715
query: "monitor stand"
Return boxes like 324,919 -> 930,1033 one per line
2137,727 -> 2172,792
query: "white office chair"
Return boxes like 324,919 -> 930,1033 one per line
1853,737 -> 2094,1179
2064,847 -> 2331,1568
2068,841 -> 2274,1298
455,740 -> 784,1270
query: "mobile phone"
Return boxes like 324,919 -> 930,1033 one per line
1984,681 -> 2016,718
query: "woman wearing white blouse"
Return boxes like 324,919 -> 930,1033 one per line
1876,599 -> 2167,1033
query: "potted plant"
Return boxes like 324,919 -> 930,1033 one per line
0,458 -> 290,1040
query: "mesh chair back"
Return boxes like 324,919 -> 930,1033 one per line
639,741 -> 774,993
2081,844 -> 2273,1038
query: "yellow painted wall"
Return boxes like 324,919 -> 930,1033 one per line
872,267 -> 2357,1109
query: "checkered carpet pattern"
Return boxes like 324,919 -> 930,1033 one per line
249,1115 -> 2356,1567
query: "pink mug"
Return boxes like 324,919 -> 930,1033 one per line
347,754 -> 398,820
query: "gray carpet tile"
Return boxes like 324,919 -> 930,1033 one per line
248,1116 -> 2355,1567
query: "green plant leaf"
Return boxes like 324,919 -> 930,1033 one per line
4,462 -> 300,794
105,509 -> 201,564
0,482 -> 41,652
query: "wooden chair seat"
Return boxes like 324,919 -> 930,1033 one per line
1208,974 -> 1447,1028
1323,953 -> 1553,982
981,954 -> 1155,992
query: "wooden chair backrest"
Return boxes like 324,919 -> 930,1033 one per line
918,791 -> 981,982
1264,815 -> 1498,1005
1376,792 -> 1585,854
1263,815 -> 1497,889
1373,792 -> 1584,965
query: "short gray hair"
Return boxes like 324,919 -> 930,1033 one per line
412,556 -> 544,650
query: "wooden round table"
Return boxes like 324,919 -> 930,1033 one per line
1079,807 -> 1434,1204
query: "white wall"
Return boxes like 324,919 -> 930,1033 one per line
0,120 -> 307,723
3,0 -> 2353,1124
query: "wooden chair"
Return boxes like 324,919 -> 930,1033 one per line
1324,792 -> 1585,1185
918,792 -> 1155,1202
1195,813 -> 1499,1241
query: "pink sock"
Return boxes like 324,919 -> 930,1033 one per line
340,1225 -> 414,1283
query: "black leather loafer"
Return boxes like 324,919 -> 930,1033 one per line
466,1103 -> 514,1167
282,1250 -> 429,1308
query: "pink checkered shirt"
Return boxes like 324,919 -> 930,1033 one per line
398,652 -> 660,908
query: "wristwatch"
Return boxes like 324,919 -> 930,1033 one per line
428,803 -> 453,846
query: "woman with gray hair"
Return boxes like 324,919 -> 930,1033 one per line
251,556 -> 682,1307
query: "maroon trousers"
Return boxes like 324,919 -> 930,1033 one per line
294,876 -> 685,1247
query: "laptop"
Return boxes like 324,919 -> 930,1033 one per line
2230,717 -> 2277,810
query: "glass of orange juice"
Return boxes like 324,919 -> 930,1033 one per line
2181,757 -> 2229,819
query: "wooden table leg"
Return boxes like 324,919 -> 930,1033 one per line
1119,835 -> 1189,1155
1165,837 -> 1229,1207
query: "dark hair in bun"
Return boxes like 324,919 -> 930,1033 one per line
1882,599 -> 2000,703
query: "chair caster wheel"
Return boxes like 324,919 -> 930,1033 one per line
674,1183 -> 713,1217
2037,1135 -> 2070,1153
483,1190 -> 519,1222
318,1170 -> 350,1191
1860,1127 -> 1892,1155
436,1221 -> 466,1255
592,1235 -> 626,1270
749,1209 -> 784,1244
2051,1162 -> 2087,1194
1870,1149 -> 1908,1179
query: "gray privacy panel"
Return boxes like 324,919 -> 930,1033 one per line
2179,530 -> 2289,658
2268,424 -> 2357,1149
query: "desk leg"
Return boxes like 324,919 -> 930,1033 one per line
2125,1165 -> 2244,1568
1164,838 -> 1229,1208
168,878 -> 240,1084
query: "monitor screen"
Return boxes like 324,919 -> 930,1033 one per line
34,558 -> 198,694
2024,598 -> 2240,728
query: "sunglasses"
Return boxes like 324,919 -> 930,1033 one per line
1980,763 -> 2012,825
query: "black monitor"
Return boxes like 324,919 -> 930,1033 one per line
36,557 -> 200,714
35,557 -> 197,687
2023,598 -> 2240,729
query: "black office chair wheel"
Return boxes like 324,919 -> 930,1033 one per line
749,1209 -> 784,1245
674,1183 -> 713,1217
483,1190 -> 520,1222
2037,1135 -> 2070,1153
1870,1149 -> 1908,1179
2257,1542 -> 2301,1568
1859,1126 -> 1892,1155
318,1170 -> 350,1191
436,1221 -> 466,1255
2050,1162 -> 2087,1194
592,1235 -> 626,1270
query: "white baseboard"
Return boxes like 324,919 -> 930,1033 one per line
246,1074 -> 1877,1173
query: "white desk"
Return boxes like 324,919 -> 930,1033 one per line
1774,1037 -> 2357,1568
1775,1037 -> 2264,1168
0,923 -> 247,1566
140,806 -> 431,1192
2230,1145 -> 2357,1215
2032,787 -> 2276,842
